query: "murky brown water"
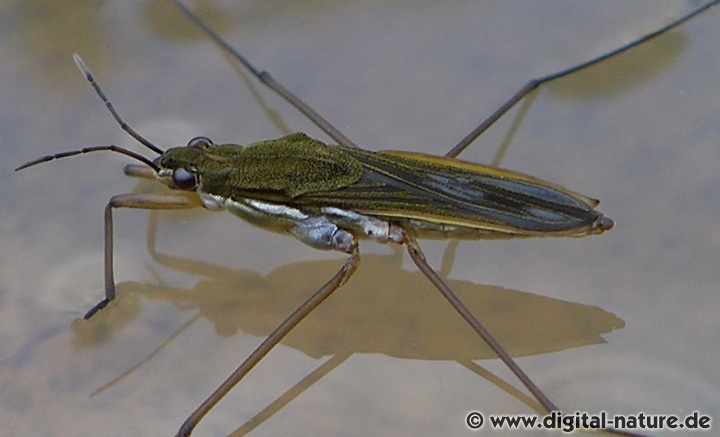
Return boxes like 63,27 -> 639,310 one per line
2,1 -> 719,436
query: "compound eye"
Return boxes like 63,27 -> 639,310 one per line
172,167 -> 198,190
187,136 -> 213,148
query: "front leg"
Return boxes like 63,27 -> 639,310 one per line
123,163 -> 157,179
84,193 -> 201,319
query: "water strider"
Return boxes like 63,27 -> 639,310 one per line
15,1 -> 719,435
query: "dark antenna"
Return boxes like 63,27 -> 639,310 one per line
15,145 -> 160,172
72,54 -> 165,155
15,54 -> 164,173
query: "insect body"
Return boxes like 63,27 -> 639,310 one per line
159,132 -> 612,254
15,0 -> 719,436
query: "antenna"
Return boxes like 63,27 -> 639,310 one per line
15,145 -> 159,172
72,54 -> 165,155
16,55 -> 166,173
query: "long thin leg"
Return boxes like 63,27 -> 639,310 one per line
438,2 -> 718,278
84,193 -> 201,319
168,0 -> 358,150
405,236 -> 646,437
176,250 -> 360,437
221,53 -> 294,137
445,0 -> 720,158
489,91 -> 538,167
170,0 -> 719,158
457,359 -> 544,413
124,164 -> 157,179
404,236 -> 557,412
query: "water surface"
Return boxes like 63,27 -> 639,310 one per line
2,1 -> 719,436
